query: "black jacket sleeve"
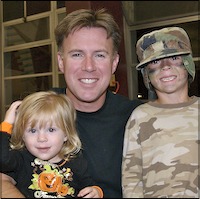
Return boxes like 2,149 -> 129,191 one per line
0,131 -> 22,173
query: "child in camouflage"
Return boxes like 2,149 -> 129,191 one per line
122,27 -> 199,198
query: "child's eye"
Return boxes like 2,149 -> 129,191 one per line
29,128 -> 36,133
48,128 -> 55,132
149,60 -> 160,65
170,56 -> 180,60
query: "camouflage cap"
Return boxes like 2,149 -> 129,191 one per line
136,27 -> 192,70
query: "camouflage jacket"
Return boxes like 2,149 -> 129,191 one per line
122,96 -> 199,198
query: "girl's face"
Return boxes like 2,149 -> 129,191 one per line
146,56 -> 188,95
23,121 -> 67,163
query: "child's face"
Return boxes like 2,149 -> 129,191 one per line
22,121 -> 67,163
146,56 -> 188,94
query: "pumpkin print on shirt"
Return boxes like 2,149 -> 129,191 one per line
28,158 -> 75,198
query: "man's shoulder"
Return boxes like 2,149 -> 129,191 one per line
107,91 -> 143,109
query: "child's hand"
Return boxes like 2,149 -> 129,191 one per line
77,186 -> 103,198
4,101 -> 22,124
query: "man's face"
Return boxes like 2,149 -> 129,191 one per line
57,27 -> 119,111
146,56 -> 189,95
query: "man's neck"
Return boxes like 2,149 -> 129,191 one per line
66,88 -> 107,112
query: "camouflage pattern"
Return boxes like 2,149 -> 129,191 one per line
122,96 -> 199,198
136,27 -> 192,69
182,54 -> 196,81
136,27 -> 195,91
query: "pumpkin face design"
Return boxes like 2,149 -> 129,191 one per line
28,158 -> 75,197
38,172 -> 62,192
57,184 -> 69,196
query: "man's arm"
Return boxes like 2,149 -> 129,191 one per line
0,101 -> 25,198
1,173 -> 25,198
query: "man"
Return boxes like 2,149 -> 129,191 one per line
1,8 -> 142,198
122,27 -> 199,198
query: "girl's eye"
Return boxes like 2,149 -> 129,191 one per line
48,128 -> 55,132
29,128 -> 36,133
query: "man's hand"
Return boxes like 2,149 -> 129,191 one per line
1,173 -> 25,198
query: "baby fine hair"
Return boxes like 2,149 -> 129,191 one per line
10,91 -> 82,160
